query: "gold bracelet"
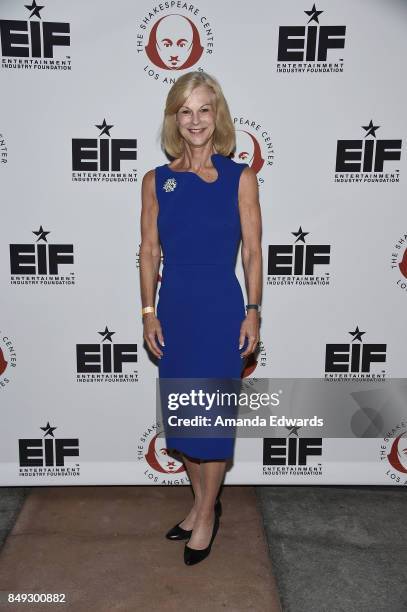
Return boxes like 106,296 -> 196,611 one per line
142,306 -> 155,316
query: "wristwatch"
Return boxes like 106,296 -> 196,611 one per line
245,304 -> 261,314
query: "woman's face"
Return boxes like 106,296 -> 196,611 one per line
175,85 -> 217,150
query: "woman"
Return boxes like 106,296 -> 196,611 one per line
139,71 -> 262,565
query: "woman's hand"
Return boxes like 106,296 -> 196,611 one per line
239,311 -> 260,359
143,313 -> 165,359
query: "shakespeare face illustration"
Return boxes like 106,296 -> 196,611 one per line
387,431 -> 407,473
399,248 -> 407,278
145,14 -> 204,70
234,130 -> 265,174
0,348 -> 7,376
145,433 -> 185,474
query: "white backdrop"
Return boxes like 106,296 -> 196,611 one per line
1,0 -> 406,485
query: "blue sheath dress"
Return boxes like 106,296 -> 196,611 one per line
155,153 -> 249,460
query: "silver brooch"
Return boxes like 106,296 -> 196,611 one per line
163,177 -> 177,192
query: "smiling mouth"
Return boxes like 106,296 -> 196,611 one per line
188,128 -> 205,133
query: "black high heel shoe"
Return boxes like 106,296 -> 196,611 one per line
165,498 -> 222,541
184,512 -> 220,566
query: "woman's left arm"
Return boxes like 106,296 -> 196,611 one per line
238,166 -> 263,358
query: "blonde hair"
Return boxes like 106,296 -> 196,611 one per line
160,71 -> 236,159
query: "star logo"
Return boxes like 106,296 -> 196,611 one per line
95,119 -> 114,137
304,4 -> 323,24
32,225 -> 50,242
24,0 -> 44,19
163,177 -> 177,192
40,421 -> 57,437
362,120 -> 380,138
98,327 -> 116,342
291,226 -> 309,243
349,326 -> 366,342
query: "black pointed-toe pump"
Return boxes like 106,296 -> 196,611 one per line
165,497 -> 222,541
184,512 -> 220,566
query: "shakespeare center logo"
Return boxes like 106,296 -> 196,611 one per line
137,422 -> 188,484
380,421 -> 407,485
71,119 -> 137,182
0,331 -> 17,389
390,232 -> 407,293
242,340 -> 269,378
263,426 -> 323,477
267,227 -> 331,286
76,327 -> 138,383
232,119 -> 275,182
0,1 -> 71,70
334,120 -> 402,183
9,226 -> 75,285
276,4 -> 346,73
18,422 -> 80,478
137,3 -> 215,84
0,132 -> 8,164
324,326 -> 387,381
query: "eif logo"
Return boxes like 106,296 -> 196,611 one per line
325,326 -> 387,380
76,327 -> 138,382
9,226 -> 75,285
19,422 -> 80,477
277,4 -> 346,73
335,120 -> 402,183
72,119 -> 137,182
267,227 -> 330,286
0,2 -> 71,70
263,427 -> 322,476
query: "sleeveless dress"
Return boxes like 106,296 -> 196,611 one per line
155,153 -> 249,460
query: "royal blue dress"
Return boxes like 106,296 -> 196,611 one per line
155,153 -> 249,460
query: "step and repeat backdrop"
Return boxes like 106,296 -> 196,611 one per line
1,1 -> 406,485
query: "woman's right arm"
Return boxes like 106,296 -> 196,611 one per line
139,169 -> 164,359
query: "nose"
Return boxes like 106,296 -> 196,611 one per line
191,112 -> 201,125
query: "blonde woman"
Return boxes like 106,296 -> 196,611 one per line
140,71 -> 262,565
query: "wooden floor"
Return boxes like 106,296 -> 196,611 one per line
0,485 -> 281,611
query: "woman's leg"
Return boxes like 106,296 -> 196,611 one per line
178,453 -> 203,530
187,459 -> 226,549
